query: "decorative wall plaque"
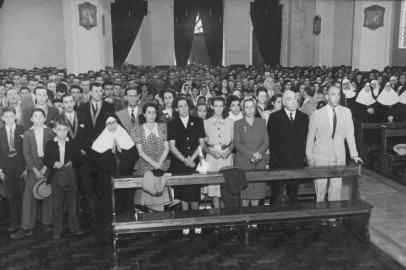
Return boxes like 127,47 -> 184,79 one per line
363,5 -> 385,30
313,15 -> 321,35
78,2 -> 97,30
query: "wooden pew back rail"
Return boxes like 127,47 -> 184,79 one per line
111,164 -> 372,269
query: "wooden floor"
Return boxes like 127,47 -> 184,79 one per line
0,216 -> 404,270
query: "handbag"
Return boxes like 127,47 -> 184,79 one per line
196,146 -> 210,174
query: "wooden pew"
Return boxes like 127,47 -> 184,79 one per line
111,164 -> 372,269
357,122 -> 406,167
379,126 -> 406,178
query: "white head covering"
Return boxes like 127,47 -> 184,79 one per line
91,116 -> 135,153
341,78 -> 356,99
399,90 -> 406,105
356,83 -> 376,106
200,84 -> 212,100
180,83 -> 191,95
370,80 -> 379,96
377,82 -> 399,106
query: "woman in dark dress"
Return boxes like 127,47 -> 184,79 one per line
393,91 -> 406,122
341,78 -> 357,114
90,115 -> 136,244
168,96 -> 205,235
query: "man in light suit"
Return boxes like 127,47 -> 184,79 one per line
116,87 -> 141,133
306,86 -> 362,226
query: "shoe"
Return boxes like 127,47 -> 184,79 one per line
10,229 -> 32,240
7,226 -> 18,232
52,234 -> 61,240
182,228 -> 190,235
249,224 -> 258,229
41,224 -> 52,232
194,228 -> 202,235
319,219 -> 328,226
328,219 -> 338,228
71,229 -> 84,236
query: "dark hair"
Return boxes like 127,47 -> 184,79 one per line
70,84 -> 83,93
2,107 -> 16,116
33,85 -> 47,95
31,108 -> 46,118
211,96 -> 227,119
125,86 -> 140,96
317,100 -> 327,109
5,88 -> 18,95
90,82 -> 102,91
267,93 -> 282,110
256,87 -> 267,96
102,81 -> 113,88
160,89 -> 176,100
20,86 -> 31,93
138,102 -> 158,124
53,116 -> 69,128
304,86 -> 315,97
61,94 -> 74,102
226,95 -> 241,108
174,96 -> 192,109
56,83 -> 68,93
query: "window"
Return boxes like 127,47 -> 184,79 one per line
399,0 -> 406,48
194,13 -> 203,34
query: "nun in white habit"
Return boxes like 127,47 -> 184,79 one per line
341,78 -> 357,113
354,82 -> 378,122
375,82 -> 400,122
90,115 -> 136,245
392,90 -> 406,122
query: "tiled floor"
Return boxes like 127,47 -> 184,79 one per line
0,168 -> 405,270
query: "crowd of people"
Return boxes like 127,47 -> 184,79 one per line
0,64 -> 405,244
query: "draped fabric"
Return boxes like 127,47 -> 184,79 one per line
0,0 -> 4,9
199,0 -> 223,66
174,0 -> 198,67
111,0 -> 147,67
250,0 -> 282,67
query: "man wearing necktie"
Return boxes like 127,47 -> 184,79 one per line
267,90 -> 309,204
306,86 -> 362,227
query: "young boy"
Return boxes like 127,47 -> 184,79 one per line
11,108 -> 54,239
44,117 -> 83,240
0,107 -> 26,232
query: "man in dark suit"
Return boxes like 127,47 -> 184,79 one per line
164,72 -> 182,92
0,107 -> 26,231
267,90 -> 309,204
77,82 -> 115,214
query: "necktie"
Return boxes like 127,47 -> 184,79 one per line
131,109 -> 136,125
9,127 -> 15,152
93,103 -> 98,114
332,108 -> 337,139
289,112 -> 294,124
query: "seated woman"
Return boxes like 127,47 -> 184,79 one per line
392,90 -> 406,121
375,82 -> 400,122
168,97 -> 205,235
131,102 -> 171,211
354,83 -> 378,123
203,97 -> 234,209
234,97 -> 269,207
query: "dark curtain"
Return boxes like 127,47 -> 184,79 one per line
199,0 -> 223,66
0,0 -> 4,9
111,0 -> 147,67
250,0 -> 282,67
174,0 -> 198,67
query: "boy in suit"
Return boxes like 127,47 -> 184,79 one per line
11,108 -> 55,239
0,107 -> 26,232
44,117 -> 84,240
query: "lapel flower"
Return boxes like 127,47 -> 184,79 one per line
191,122 -> 194,126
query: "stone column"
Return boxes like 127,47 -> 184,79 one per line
62,0 -> 114,74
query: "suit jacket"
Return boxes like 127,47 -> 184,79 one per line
300,99 -> 318,117
267,109 -> 308,167
21,106 -> 59,129
78,101 -> 115,152
62,111 -> 86,147
43,139 -> 83,170
23,127 -> 55,172
0,124 -> 26,170
306,105 -> 358,165
116,107 -> 141,133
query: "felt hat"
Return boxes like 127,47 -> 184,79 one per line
33,179 -> 52,200
53,167 -> 76,191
